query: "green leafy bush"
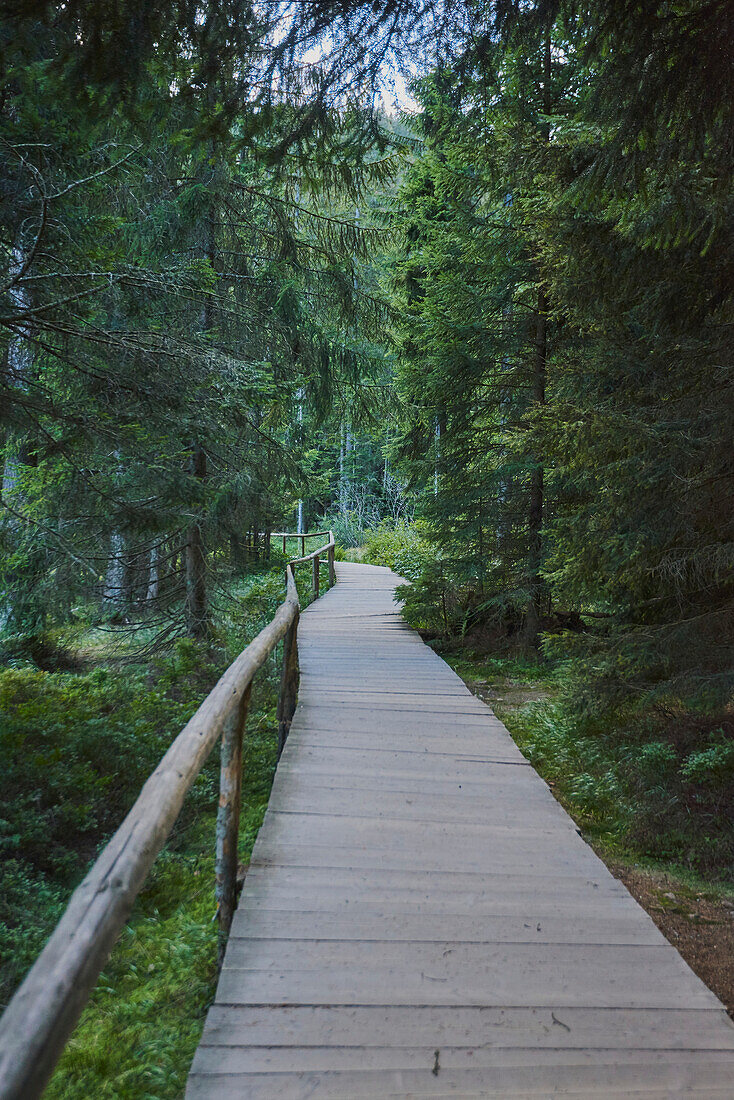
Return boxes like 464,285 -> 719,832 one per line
365,522 -> 533,639
506,698 -> 734,876
364,521 -> 468,634
680,734 -> 734,786
0,655 -> 219,1007
328,510 -> 374,549
0,566 -> 287,1009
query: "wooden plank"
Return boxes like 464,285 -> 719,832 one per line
187,1064 -> 734,1099
289,707 -> 515,729
280,738 -> 527,762
192,1045 -> 734,1074
269,769 -> 570,802
198,1003 -> 734,1051
229,909 -> 667,946
234,885 -> 643,921
264,798 -> 577,828
188,561 -> 734,1098
237,863 -> 632,896
217,940 -> 721,1010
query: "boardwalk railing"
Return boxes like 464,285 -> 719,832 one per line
0,530 -> 335,1100
272,529 -> 336,599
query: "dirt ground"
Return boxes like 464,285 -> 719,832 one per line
609,863 -> 734,1019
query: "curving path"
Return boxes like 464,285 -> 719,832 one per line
187,562 -> 734,1098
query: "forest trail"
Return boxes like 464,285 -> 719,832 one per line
187,562 -> 734,1098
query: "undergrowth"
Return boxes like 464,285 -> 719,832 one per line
0,565 -> 286,1097
507,700 -> 734,880
443,648 -> 734,886
366,521 -> 734,886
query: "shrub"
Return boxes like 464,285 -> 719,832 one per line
0,565 -> 286,1009
363,520 -> 434,579
680,734 -> 734,786
505,696 -> 734,876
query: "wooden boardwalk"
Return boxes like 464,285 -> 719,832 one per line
187,562 -> 734,1098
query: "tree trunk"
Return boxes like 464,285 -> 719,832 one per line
2,246 -> 34,495
185,446 -> 208,639
103,532 -> 126,614
338,421 -> 347,517
434,416 -> 441,498
184,139 -> 218,639
523,292 -> 546,647
1,244 -> 35,629
522,28 -> 552,649
146,545 -> 159,603
296,387 -> 304,532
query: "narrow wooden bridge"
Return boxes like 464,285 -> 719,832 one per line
188,562 -> 734,1098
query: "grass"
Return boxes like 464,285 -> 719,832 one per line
440,646 -> 734,894
45,699 -> 278,1099
0,563 -> 289,1098
337,546 -> 367,562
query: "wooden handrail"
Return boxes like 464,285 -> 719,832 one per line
0,543 -> 334,1100
287,535 -> 334,565
271,529 -> 330,539
281,530 -> 336,596
272,529 -> 333,561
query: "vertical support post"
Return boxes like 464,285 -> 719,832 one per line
312,554 -> 320,599
282,534 -> 286,555
328,544 -> 336,586
215,683 -> 251,966
277,609 -> 299,757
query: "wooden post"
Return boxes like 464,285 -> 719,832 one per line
313,554 -> 320,599
215,683 -> 251,965
301,534 -> 305,557
282,534 -> 286,555
277,609 -> 299,757
328,544 -> 336,586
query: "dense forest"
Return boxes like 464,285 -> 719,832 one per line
1,0 -> 732,1094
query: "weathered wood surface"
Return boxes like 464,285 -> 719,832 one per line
188,562 -> 734,1098
215,682 -> 252,962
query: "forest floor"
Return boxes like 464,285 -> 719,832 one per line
2,566 -> 731,1099
0,562 -> 316,1098
444,648 -> 734,1020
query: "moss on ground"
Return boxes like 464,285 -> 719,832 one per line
1,567 -> 286,1098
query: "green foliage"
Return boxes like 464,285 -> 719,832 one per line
0,662 -> 210,879
0,653 -> 218,1005
46,847 -> 219,1100
363,520 -> 433,579
2,0 -> 733,1083
680,735 -> 734,788
387,41 -> 566,646
505,697 -> 734,877
44,698 -> 278,1099
1,4 -> 403,652
384,5 -> 733,707
0,561 -> 285,1094
364,521 -> 462,634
